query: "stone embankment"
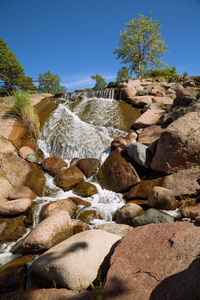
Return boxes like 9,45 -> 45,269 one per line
1,77 -> 200,299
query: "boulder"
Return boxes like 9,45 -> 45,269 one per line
134,208 -> 175,227
0,255 -> 33,293
0,176 -> 13,198
103,222 -> 200,300
55,166 -> 84,191
151,96 -> 173,106
125,167 -> 200,200
137,125 -> 167,146
78,209 -> 102,224
111,132 -> 137,151
97,223 -> 133,237
0,289 -> 95,300
1,151 -> 32,186
148,186 -> 178,210
39,199 -> 78,221
115,203 -> 144,225
72,220 -> 90,235
76,158 -> 100,177
97,148 -> 140,193
25,162 -> 45,197
126,96 -> 152,108
0,215 -> 27,243
126,142 -> 153,168
41,157 -> 67,176
15,210 -> 73,255
8,186 -> 36,200
26,153 -> 39,163
18,146 -> 35,160
0,136 -> 16,157
74,182 -> 98,197
173,96 -> 196,108
0,198 -> 32,215
30,230 -> 121,291
120,87 -> 136,100
0,197 -> 7,203
68,196 -> 91,207
133,109 -> 165,129
151,112 -> 200,173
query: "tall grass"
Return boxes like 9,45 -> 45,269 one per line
12,91 -> 40,140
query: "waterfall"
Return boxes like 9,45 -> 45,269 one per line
0,94 -> 129,266
62,89 -> 115,102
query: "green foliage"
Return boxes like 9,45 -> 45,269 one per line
74,88 -> 92,92
144,66 -> 179,81
91,74 -> 107,90
116,66 -> 131,82
38,71 -> 67,94
0,38 -> 36,92
91,281 -> 105,300
11,91 -> 40,140
107,81 -> 116,88
113,12 -> 169,77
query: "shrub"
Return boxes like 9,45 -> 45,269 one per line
144,66 -> 179,82
11,91 -> 40,140
107,81 -> 117,88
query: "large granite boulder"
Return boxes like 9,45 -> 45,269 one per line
30,230 -> 121,291
125,166 -> 200,200
115,203 -> 144,226
0,198 -> 32,215
0,176 -> 13,198
1,289 -> 95,300
0,215 -> 27,243
111,132 -> 137,151
97,223 -> 133,237
104,222 -> 200,300
39,199 -> 78,221
15,210 -> 73,255
137,125 -> 168,146
8,186 -> 36,200
55,166 -> 84,191
148,186 -> 178,210
134,208 -> 175,227
126,142 -> 153,168
1,152 -> 32,186
76,158 -> 100,177
133,109 -> 165,129
41,157 -> 67,176
0,255 -> 33,293
97,148 -> 140,193
74,182 -> 98,197
151,112 -> 200,173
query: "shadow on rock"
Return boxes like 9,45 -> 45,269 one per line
150,256 -> 200,300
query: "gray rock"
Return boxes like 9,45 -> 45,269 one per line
126,142 -> 153,168
26,153 -> 40,163
134,208 -> 174,227
97,223 -> 133,237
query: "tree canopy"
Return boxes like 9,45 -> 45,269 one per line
91,74 -> 107,90
0,38 -> 36,92
113,12 -> 169,78
38,71 -> 67,94
116,66 -> 131,82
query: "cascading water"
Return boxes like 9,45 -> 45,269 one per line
0,94 -> 134,266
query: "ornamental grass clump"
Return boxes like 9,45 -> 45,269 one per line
12,91 -> 40,140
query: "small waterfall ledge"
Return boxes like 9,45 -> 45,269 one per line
61,88 -> 120,102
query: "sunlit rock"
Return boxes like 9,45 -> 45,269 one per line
30,229 -> 121,291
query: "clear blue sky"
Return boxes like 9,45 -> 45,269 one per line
0,0 -> 200,92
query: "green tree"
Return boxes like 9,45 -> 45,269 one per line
113,12 -> 169,78
91,74 -> 107,90
38,71 -> 67,94
116,66 -> 131,82
0,38 -> 36,92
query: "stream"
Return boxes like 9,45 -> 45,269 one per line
1,93 -> 139,266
